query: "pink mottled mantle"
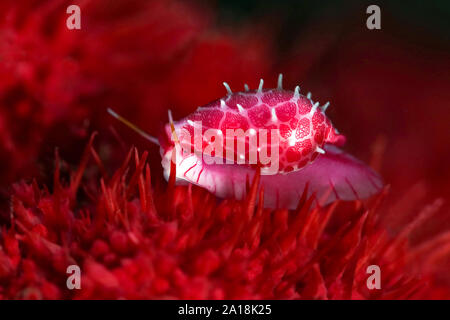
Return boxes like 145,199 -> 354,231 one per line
160,78 -> 383,209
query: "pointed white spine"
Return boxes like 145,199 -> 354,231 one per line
294,86 -> 300,99
236,103 -> 245,113
168,109 -> 174,124
322,102 -> 330,112
220,99 -> 226,109
223,82 -> 232,95
244,83 -> 249,92
271,108 -> 277,122
277,74 -> 283,90
258,79 -> 264,93
316,146 -> 326,154
307,92 -> 311,99
312,102 -> 319,113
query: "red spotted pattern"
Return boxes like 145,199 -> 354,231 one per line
171,87 -> 344,174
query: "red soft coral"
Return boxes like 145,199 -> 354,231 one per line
0,136 -> 448,299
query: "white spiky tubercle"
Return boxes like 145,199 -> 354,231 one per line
166,74 -> 343,176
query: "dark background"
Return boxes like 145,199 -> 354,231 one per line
211,0 -> 450,199
0,0 -> 449,214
